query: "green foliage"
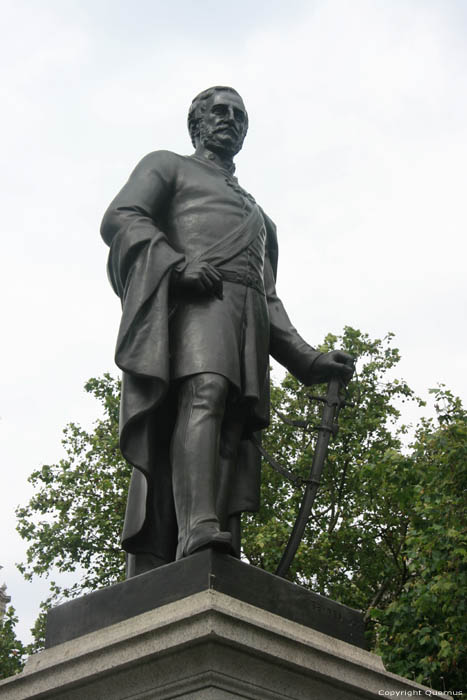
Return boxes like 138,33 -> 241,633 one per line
241,329 -> 467,691
243,327 -> 423,617
14,332 -> 467,690
0,607 -> 27,680
372,387 -> 467,689
16,374 -> 128,648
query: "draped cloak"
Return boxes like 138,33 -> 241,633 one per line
101,150 -> 321,561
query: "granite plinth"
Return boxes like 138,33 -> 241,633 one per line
0,590 -> 450,700
45,549 -> 366,649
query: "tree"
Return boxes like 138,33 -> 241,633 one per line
372,387 -> 467,689
16,375 -> 127,600
242,327 -> 423,618
15,329 -> 467,690
15,375 -> 128,651
0,606 -> 27,680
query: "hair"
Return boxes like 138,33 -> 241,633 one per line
187,86 -> 248,147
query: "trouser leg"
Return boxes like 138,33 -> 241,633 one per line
124,440 -> 178,578
171,372 -> 233,558
227,514 -> 241,558
217,409 -> 246,558
126,552 -> 167,578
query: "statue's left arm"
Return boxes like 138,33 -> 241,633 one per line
264,256 -> 322,384
263,217 -> 353,386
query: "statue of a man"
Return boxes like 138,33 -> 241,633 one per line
101,86 -> 354,577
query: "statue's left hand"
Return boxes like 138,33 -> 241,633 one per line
312,350 -> 355,384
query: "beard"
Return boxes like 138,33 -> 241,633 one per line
199,120 -> 245,157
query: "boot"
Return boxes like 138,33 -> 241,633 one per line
171,373 -> 233,559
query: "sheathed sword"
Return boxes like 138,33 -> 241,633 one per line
275,375 -> 348,579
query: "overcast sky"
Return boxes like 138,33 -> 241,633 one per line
1,0 -> 466,643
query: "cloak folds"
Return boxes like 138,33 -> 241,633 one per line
104,203 -> 275,558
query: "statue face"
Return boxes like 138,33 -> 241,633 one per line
198,91 -> 247,157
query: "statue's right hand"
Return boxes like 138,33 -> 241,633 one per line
175,261 -> 223,299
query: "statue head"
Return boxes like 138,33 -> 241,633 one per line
187,86 -> 249,158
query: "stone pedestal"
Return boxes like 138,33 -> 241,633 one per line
44,550 -> 367,650
0,553 -> 449,699
0,589 -> 447,699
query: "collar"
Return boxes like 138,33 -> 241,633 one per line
192,147 -> 236,176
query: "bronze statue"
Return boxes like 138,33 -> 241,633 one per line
101,86 -> 354,577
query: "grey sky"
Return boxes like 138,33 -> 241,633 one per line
1,0 -> 466,642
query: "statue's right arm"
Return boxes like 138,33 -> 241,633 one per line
100,150 -> 177,245
100,151 -> 184,293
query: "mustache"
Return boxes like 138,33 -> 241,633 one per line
213,124 -> 239,136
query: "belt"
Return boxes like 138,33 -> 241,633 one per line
220,269 -> 265,295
